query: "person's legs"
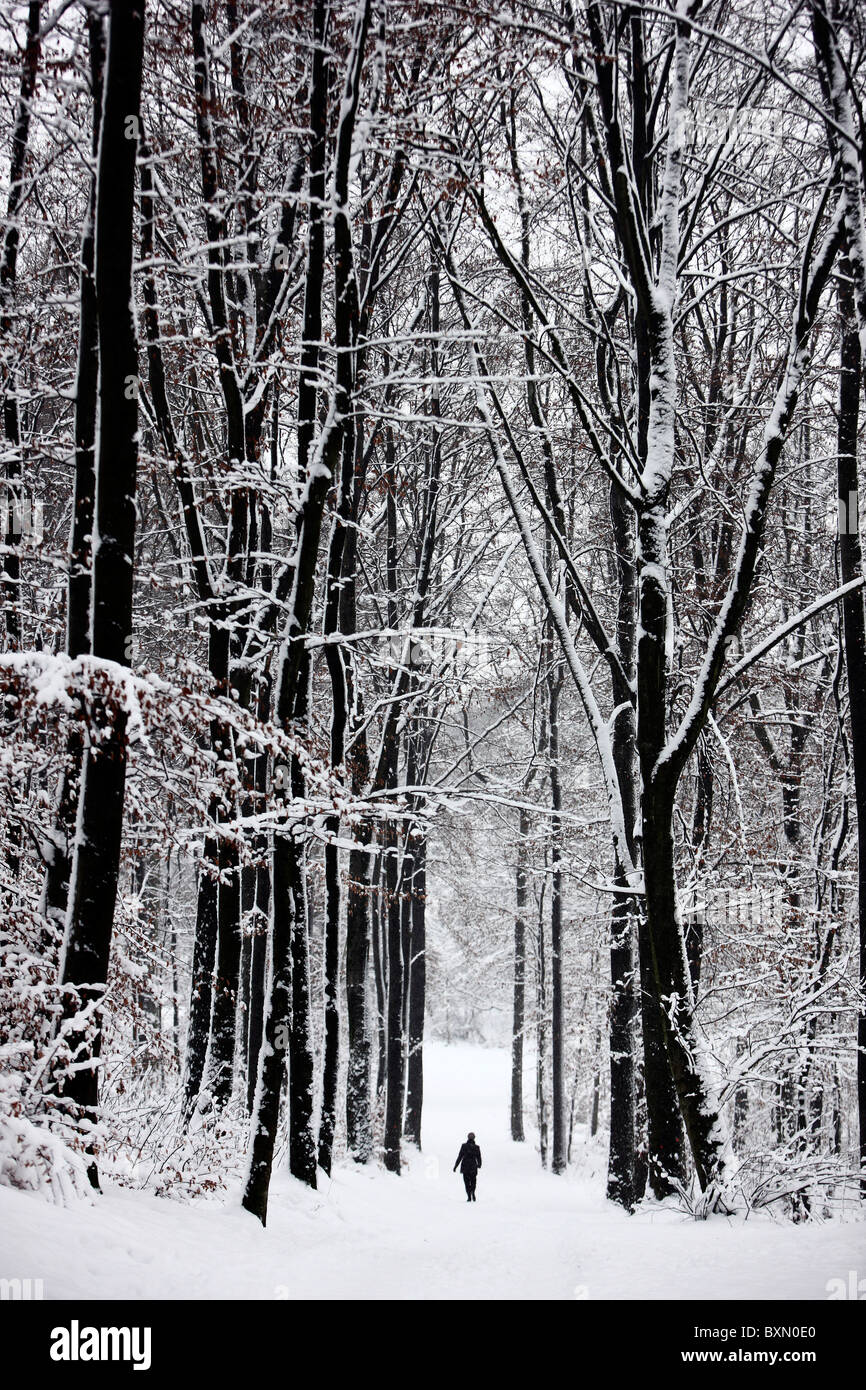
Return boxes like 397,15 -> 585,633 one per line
468,1173 -> 477,1200
463,1172 -> 472,1201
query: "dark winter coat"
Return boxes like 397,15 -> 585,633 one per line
453,1141 -> 482,1175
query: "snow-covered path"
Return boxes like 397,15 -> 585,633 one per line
1,1043 -> 863,1299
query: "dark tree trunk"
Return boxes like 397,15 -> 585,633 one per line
245,507 -> 273,1115
0,1 -> 41,653
836,259 -> 866,1192
606,476 -> 639,1207
318,830 -> 341,1174
382,812 -> 404,1174
345,837 -> 373,1159
548,653 -> 566,1174
371,851 -> 387,1100
209,835 -> 241,1107
511,807 -> 529,1142
286,700 -> 317,1188
0,1 -> 41,890
64,13 -> 103,667
633,462 -> 689,1206
244,673 -> 271,1115
243,815 -> 295,1223
381,735 -> 404,1171
245,661 -> 320,1218
243,0 -> 329,1218
185,616 -> 234,1116
183,825 -> 218,1118
318,359 -> 361,1174
237,891 -> 252,1070
137,122 -> 232,1128
244,0 -> 372,1221
685,741 -> 713,995
189,0 -> 272,1125
246,857 -> 269,1115
404,823 -> 426,1148
636,473 -> 720,1193
58,0 -> 145,1189
399,835 -> 413,1114
536,893 -> 548,1168
608,866 -> 638,1203
382,449 -> 404,1173
342,435 -> 373,1161
399,278 -> 441,1151
639,780 -> 718,1192
590,1068 -> 601,1137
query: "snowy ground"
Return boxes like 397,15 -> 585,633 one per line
1,1042 -> 863,1300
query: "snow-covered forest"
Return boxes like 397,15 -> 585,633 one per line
1,0 -> 865,1306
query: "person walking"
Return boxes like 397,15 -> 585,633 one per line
453,1131 -> 482,1202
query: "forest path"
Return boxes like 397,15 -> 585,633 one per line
1,1042 -> 862,1299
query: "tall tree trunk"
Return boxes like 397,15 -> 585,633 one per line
382,796 -> 404,1173
243,0 -> 330,1216
318,830 -> 341,1173
382,443 -> 404,1173
403,828 -> 426,1148
399,827 -> 413,1120
0,0 -> 41,653
607,476 -> 641,1206
511,806 -> 529,1142
318,352 -> 362,1173
400,273 -> 441,1154
42,11 -> 104,930
536,892 -> 548,1168
243,0 -> 372,1222
0,1 -> 41,891
136,130 -> 230,1124
608,861 -> 638,1203
811,0 -> 866,1199
836,258 -> 866,1191
209,833 -> 241,1107
685,740 -> 713,995
342,444 -> 373,1161
189,0 -> 256,1116
58,0 -> 145,1188
371,849 -> 387,1100
286,668 -> 317,1187
345,837 -> 373,1158
548,647 -> 566,1173
183,824 -> 218,1118
639,778 -> 717,1191
246,856 -> 270,1115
